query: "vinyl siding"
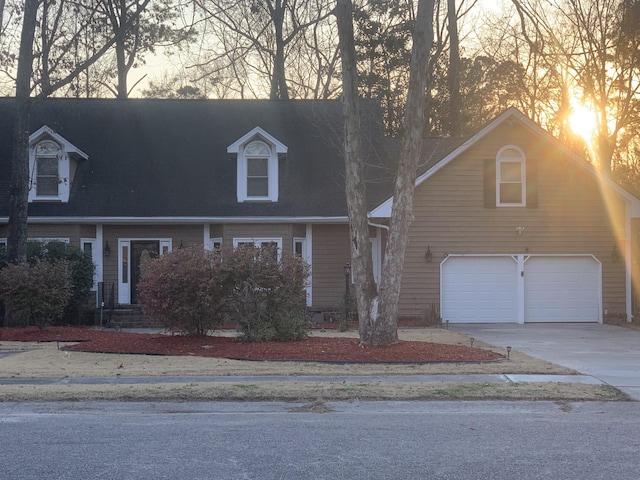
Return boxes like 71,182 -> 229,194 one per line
311,224 -> 351,309
0,224 -> 94,248
25,224 -> 85,245
399,121 -> 627,319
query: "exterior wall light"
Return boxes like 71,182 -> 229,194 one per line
425,245 -> 432,263
104,241 -> 111,257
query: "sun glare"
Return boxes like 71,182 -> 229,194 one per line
569,104 -> 597,141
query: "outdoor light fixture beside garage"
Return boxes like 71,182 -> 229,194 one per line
344,263 -> 351,277
104,241 -> 111,257
425,245 -> 432,262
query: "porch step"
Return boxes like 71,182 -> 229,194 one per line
103,307 -> 164,329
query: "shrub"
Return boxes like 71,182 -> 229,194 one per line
25,241 -> 95,324
226,244 -> 311,342
0,241 -> 94,325
0,260 -> 73,329
137,244 -> 311,341
137,246 -> 232,336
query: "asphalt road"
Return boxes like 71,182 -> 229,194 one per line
1,400 -> 639,480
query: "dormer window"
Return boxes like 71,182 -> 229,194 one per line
496,146 -> 526,206
227,126 -> 288,203
246,141 -> 271,198
35,141 -> 61,196
28,125 -> 88,203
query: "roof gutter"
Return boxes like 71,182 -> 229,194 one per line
367,220 -> 389,231
0,216 -> 351,225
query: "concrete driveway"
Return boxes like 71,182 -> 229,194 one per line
451,323 -> 640,400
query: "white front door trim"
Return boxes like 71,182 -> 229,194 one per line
118,238 -> 172,305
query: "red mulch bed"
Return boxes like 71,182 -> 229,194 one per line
0,326 -> 504,363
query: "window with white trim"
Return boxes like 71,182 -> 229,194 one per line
246,141 -> 270,198
27,127 -> 87,203
30,237 -> 70,244
496,146 -> 526,206
233,237 -> 282,260
228,127 -> 287,204
81,238 -> 99,291
204,238 -> 222,251
34,140 -> 62,197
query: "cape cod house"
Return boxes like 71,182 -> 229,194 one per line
1,98 -> 639,325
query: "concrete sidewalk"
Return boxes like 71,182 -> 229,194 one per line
451,323 -> 640,400
0,373 -> 604,386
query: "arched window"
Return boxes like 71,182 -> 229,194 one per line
34,140 -> 61,196
228,126 -> 287,203
245,140 -> 271,198
496,146 -> 526,206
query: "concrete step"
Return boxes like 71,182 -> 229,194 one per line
100,307 -> 164,329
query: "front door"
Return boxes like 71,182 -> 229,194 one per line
118,238 -> 171,305
130,241 -> 160,304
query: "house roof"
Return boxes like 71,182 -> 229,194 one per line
0,98 -> 403,222
370,107 -> 640,218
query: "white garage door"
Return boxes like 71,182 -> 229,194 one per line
441,256 -> 518,323
441,255 -> 601,324
524,256 -> 600,323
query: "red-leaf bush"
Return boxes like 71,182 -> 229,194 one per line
137,244 -> 310,340
137,246 -> 232,336
0,260 -> 73,329
0,241 -> 94,324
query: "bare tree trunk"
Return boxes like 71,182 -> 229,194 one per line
375,0 -> 434,344
269,0 -> 290,99
115,0 -> 129,99
597,132 -> 616,173
336,0 -> 434,346
116,36 -> 129,98
0,0 -> 6,33
5,0 -> 38,326
447,0 -> 462,136
335,0 -> 378,343
7,0 -> 38,266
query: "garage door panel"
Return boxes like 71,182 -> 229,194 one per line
441,256 -> 517,323
525,256 -> 600,323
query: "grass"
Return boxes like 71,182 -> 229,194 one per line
0,381 -> 629,403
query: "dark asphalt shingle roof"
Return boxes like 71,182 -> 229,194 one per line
0,98 -> 464,219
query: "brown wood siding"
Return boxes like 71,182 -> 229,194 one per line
311,224 -> 351,309
210,224 -> 223,238
400,122 -> 628,319
293,224 -> 306,237
25,225 -> 85,246
80,225 -> 96,238
0,225 -> 95,243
